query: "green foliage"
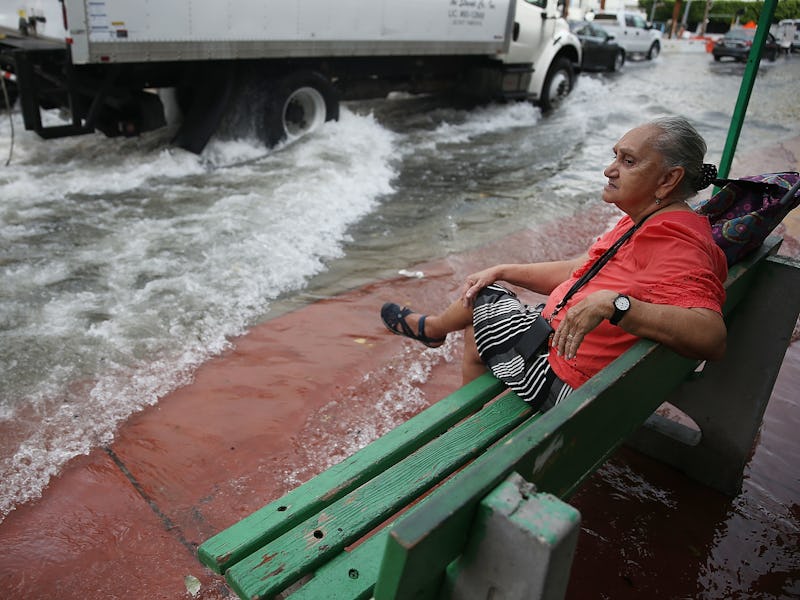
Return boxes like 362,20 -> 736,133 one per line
638,0 -> 800,29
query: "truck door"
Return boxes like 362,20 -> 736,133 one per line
504,0 -> 557,66
626,13 -> 648,53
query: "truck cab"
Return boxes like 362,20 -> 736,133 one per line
503,0 -> 582,110
592,10 -> 661,59
777,19 -> 800,52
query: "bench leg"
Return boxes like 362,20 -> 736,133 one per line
627,257 -> 800,496
444,472 -> 580,600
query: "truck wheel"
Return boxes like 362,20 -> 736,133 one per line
540,58 -> 574,112
610,50 -> 625,72
264,71 -> 339,147
647,42 -> 660,60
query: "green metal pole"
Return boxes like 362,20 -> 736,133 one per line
717,0 -> 778,180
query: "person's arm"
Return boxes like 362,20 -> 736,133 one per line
551,289 -> 727,361
461,254 -> 588,305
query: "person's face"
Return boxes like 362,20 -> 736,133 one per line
602,125 -> 679,216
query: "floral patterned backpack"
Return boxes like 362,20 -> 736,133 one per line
695,172 -> 800,266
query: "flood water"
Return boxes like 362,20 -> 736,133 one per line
1,50 -> 799,596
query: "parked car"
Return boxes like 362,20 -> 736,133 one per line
569,21 -> 625,72
712,28 -> 779,62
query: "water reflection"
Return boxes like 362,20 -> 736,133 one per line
567,343 -> 800,598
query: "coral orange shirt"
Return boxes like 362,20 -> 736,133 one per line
544,211 -> 728,389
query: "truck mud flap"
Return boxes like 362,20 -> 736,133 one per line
10,48 -> 93,138
172,67 -> 237,154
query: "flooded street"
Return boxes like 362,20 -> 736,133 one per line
1,48 -> 799,597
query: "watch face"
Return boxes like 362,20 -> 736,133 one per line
615,295 -> 631,311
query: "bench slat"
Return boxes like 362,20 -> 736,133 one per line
374,236 -> 784,598
721,236 -> 781,312
198,372 -> 506,574
288,529 -> 392,600
225,392 -> 535,600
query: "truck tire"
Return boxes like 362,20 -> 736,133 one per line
539,58 -> 574,112
647,41 -> 661,60
264,71 -> 339,147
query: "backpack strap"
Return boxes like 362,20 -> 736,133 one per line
779,177 -> 800,207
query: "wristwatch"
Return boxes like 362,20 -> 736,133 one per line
610,294 -> 631,326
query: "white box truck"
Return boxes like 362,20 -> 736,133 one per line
0,0 -> 581,152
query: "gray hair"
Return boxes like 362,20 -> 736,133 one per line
648,116 -> 710,200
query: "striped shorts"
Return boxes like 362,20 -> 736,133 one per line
473,284 -> 572,410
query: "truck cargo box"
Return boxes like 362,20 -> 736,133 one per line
65,0 -> 515,64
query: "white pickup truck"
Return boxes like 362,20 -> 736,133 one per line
592,10 -> 662,59
0,0 -> 582,153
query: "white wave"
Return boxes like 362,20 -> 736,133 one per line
430,101 -> 542,145
0,105 -> 398,521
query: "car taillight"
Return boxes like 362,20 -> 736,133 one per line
60,0 -> 68,30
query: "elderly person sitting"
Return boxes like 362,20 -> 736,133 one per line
381,116 -> 728,411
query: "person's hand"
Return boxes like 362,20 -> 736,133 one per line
551,290 -> 617,359
460,267 -> 499,306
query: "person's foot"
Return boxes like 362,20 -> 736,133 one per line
380,303 -> 445,348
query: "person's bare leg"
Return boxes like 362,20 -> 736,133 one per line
396,298 -> 472,341
390,299 -> 487,383
461,324 -> 487,384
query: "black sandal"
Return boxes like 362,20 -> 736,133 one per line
380,303 -> 445,348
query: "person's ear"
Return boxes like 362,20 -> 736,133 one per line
657,166 -> 684,199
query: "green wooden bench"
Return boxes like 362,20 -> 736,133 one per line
198,235 -> 800,600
